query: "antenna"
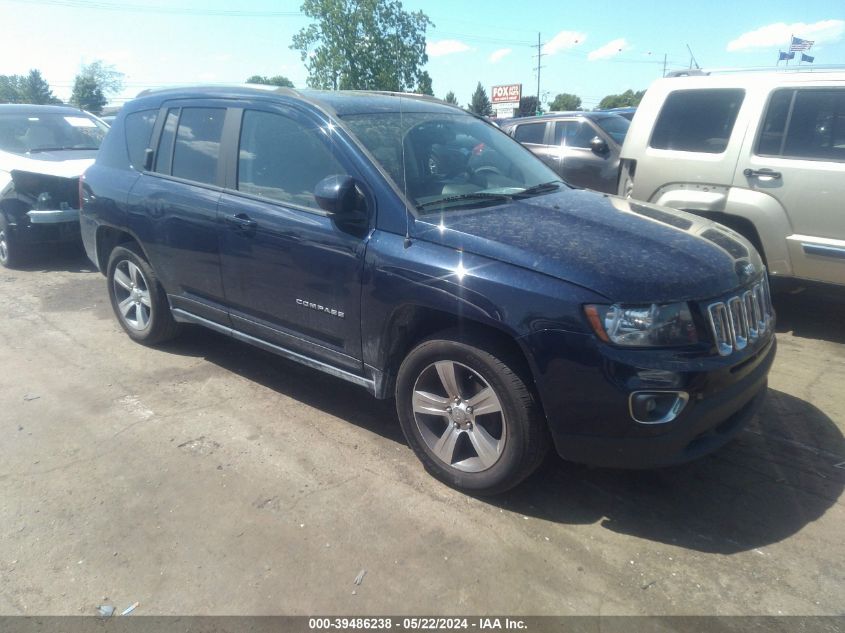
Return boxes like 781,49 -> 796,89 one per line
686,44 -> 700,70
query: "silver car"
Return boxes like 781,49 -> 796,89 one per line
500,112 -> 629,194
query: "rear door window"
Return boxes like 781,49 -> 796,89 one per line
171,107 -> 226,185
554,120 -> 595,148
513,122 -> 546,144
650,89 -> 745,153
154,109 -> 179,174
756,88 -> 845,161
237,110 -> 347,210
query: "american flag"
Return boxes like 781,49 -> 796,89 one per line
789,36 -> 814,52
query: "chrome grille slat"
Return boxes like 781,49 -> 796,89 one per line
706,277 -> 773,356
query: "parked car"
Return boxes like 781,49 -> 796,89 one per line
81,87 -> 775,494
619,68 -> 845,288
499,112 -> 629,193
0,104 -> 108,267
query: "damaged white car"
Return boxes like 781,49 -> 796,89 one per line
0,104 -> 108,267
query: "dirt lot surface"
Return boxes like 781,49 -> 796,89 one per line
1,249 -> 843,616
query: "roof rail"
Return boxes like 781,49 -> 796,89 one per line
665,64 -> 845,78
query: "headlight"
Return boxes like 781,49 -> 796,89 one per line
584,302 -> 698,347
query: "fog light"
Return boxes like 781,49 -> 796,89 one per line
629,391 -> 689,424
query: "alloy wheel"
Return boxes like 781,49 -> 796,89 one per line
112,259 -> 153,331
411,360 -> 506,472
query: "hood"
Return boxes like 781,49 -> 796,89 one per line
412,189 -> 763,303
0,149 -> 97,179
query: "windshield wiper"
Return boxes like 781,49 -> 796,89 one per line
27,146 -> 99,153
514,180 -> 564,197
416,192 -> 512,210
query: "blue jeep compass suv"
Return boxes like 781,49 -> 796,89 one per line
80,86 -> 775,494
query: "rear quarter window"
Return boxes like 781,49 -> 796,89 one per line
124,109 -> 157,171
649,88 -> 745,153
513,122 -> 546,144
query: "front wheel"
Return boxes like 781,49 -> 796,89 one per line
0,217 -> 19,268
396,331 -> 549,495
107,243 -> 180,345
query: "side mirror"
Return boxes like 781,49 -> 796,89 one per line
590,136 -> 609,155
314,174 -> 367,221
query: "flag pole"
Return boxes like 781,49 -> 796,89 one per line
786,33 -> 792,66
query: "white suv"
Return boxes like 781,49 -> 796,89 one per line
618,68 -> 845,287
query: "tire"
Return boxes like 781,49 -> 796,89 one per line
106,243 -> 180,345
0,216 -> 20,269
395,330 -> 549,495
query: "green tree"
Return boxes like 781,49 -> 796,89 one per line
548,93 -> 581,111
70,75 -> 106,114
518,95 -> 541,117
468,82 -> 492,116
246,75 -> 294,87
0,75 -> 24,103
415,71 -> 433,96
0,70 -> 60,104
444,90 -> 458,105
597,89 -> 645,110
291,0 -> 432,91
70,61 -> 124,114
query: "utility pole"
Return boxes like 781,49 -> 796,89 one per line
662,53 -> 667,77
534,32 -> 545,115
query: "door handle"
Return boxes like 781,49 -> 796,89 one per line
743,168 -> 781,181
225,213 -> 257,231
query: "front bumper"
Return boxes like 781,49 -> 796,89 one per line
521,329 -> 776,469
6,209 -> 80,244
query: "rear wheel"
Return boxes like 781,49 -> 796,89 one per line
396,331 -> 548,495
107,243 -> 180,345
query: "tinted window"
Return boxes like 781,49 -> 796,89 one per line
783,90 -> 845,161
757,89 -> 793,156
650,89 -> 745,153
124,109 -> 157,170
554,120 -> 595,148
594,115 -> 630,145
513,122 -> 546,144
154,108 -> 179,174
237,110 -> 347,210
171,108 -> 225,185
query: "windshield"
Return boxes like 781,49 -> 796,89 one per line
0,112 -> 108,154
341,110 -> 563,213
594,115 -> 630,145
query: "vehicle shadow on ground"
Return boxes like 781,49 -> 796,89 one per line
495,388 -> 845,554
773,285 -> 845,345
7,245 -> 96,274
160,327 -> 844,555
159,326 -> 405,444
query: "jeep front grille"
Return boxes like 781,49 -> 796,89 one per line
706,277 -> 773,356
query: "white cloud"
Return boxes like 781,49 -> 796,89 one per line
542,31 -> 586,55
587,38 -> 630,61
489,48 -> 512,63
426,39 -> 472,58
727,20 -> 844,51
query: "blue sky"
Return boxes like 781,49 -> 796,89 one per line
0,0 -> 842,109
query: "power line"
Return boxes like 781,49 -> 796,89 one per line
0,0 -> 304,17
